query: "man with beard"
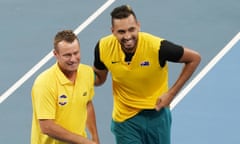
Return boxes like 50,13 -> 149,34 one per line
93,5 -> 201,144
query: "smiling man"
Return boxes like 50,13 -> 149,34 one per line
31,30 -> 99,144
93,5 -> 201,144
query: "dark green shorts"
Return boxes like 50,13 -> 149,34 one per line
111,107 -> 172,144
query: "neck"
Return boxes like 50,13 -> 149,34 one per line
60,68 -> 77,83
66,73 -> 76,82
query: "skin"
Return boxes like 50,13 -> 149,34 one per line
94,14 -> 201,111
39,39 -> 99,144
111,14 -> 140,54
54,39 -> 81,82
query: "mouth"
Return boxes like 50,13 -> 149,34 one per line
123,39 -> 134,45
122,38 -> 136,52
67,62 -> 78,67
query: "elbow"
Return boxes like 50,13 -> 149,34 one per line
39,119 -> 53,136
40,125 -> 51,135
195,52 -> 201,66
94,78 -> 106,86
94,69 -> 107,86
41,129 -> 50,136
184,51 -> 201,70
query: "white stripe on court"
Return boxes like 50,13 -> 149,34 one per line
0,0 -> 116,104
170,32 -> 240,110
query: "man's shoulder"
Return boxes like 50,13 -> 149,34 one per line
139,32 -> 164,48
99,34 -> 119,49
34,64 -> 57,82
100,34 -> 119,43
139,32 -> 164,40
78,64 -> 93,73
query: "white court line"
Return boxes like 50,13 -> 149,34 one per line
170,32 -> 240,110
0,0 -> 116,104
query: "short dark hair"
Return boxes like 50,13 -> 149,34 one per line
110,5 -> 137,25
54,30 -> 78,50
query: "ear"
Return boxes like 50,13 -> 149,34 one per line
53,49 -> 57,57
111,27 -> 117,37
111,27 -> 114,34
137,21 -> 141,31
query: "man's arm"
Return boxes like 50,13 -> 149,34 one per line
86,101 -> 100,144
39,119 -> 96,144
156,47 -> 201,110
93,41 -> 108,86
94,67 -> 108,86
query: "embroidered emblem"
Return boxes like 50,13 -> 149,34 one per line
58,95 -> 67,106
82,92 -> 87,96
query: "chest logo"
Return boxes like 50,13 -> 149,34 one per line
82,91 -> 87,96
111,61 -> 120,64
58,95 -> 68,106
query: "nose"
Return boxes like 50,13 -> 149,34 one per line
123,31 -> 131,39
69,54 -> 78,62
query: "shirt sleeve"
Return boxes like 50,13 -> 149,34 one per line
94,41 -> 107,70
159,40 -> 184,67
32,82 -> 56,119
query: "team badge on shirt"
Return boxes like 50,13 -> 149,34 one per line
82,91 -> 87,96
58,95 -> 68,106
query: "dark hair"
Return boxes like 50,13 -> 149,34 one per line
54,30 -> 78,50
110,5 -> 137,25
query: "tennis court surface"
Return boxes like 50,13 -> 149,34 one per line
1,0 -> 240,143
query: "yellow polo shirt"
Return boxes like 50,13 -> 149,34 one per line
99,32 -> 168,122
31,63 -> 94,144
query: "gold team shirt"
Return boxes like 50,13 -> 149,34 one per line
99,32 -> 168,122
31,63 -> 94,144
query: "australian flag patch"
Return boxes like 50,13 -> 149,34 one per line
140,61 -> 150,66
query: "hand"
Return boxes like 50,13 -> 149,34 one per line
155,93 -> 172,111
75,138 -> 97,144
84,140 -> 96,144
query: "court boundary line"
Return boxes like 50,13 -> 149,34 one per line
0,0 -> 116,104
170,32 -> 240,110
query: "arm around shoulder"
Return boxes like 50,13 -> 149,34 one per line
93,66 -> 108,86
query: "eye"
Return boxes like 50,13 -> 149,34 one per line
117,30 -> 126,34
62,53 -> 71,59
129,27 -> 135,32
73,51 -> 79,56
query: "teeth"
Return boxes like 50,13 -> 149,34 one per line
125,39 -> 133,44
68,63 -> 76,66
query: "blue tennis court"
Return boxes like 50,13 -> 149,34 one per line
0,0 -> 240,143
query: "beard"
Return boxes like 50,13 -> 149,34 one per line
121,37 -> 137,53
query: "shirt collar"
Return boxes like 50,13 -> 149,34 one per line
54,63 -> 73,85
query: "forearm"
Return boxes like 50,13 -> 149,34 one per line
169,49 -> 201,99
155,48 -> 201,110
87,101 -> 100,143
39,119 -> 92,144
169,60 -> 199,97
93,66 -> 108,86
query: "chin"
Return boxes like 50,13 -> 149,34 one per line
67,66 -> 78,72
124,47 -> 134,52
124,44 -> 136,51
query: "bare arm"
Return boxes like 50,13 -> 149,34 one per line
156,47 -> 201,110
39,119 -> 96,144
86,101 -> 100,144
93,66 -> 108,86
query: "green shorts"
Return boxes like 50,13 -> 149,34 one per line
111,107 -> 172,144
